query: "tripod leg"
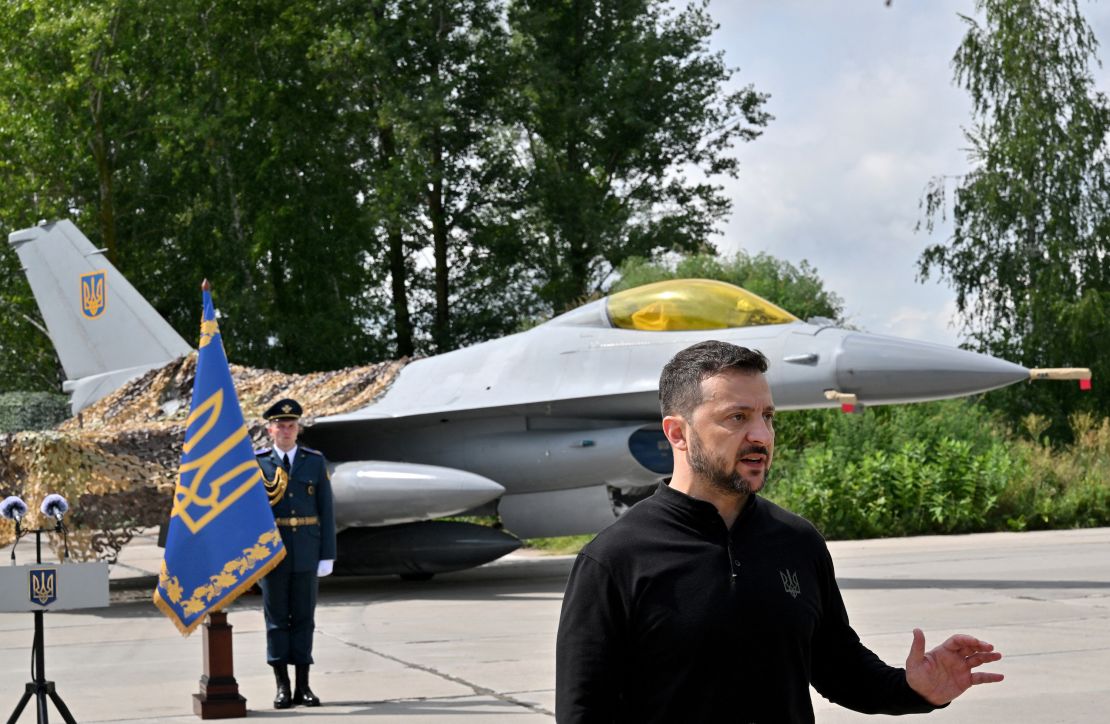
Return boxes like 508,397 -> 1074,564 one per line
6,688 -> 32,724
47,691 -> 75,724
35,689 -> 48,724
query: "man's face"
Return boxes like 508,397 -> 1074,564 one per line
267,419 -> 300,451
685,369 -> 775,497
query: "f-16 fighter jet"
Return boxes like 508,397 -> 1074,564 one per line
9,220 -> 1090,576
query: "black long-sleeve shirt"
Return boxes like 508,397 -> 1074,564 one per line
556,483 -> 937,723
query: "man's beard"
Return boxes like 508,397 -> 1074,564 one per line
687,429 -> 769,497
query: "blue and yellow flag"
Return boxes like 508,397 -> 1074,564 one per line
154,286 -> 285,635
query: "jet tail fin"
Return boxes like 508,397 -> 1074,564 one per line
8,220 -> 193,413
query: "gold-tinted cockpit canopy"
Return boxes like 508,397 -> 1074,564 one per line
606,279 -> 798,331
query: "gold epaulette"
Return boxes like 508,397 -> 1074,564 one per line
262,467 -> 288,507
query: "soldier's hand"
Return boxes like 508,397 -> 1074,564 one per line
317,559 -> 334,577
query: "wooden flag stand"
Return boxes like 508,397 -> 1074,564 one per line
192,611 -> 246,719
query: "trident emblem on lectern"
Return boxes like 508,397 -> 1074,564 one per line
29,569 -> 57,607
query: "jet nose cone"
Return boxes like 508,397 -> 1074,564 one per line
837,332 -> 1029,404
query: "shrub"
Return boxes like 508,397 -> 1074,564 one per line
0,392 -> 69,432
768,399 -> 1021,539
996,413 -> 1110,530
768,399 -> 1110,539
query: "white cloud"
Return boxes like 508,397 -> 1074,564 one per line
871,298 -> 963,346
696,0 -> 1110,349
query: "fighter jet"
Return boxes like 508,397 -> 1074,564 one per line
8,220 -> 1089,576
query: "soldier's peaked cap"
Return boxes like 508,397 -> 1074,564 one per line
264,398 -> 303,421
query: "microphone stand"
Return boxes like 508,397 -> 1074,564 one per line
9,519 -> 22,565
6,524 -> 77,724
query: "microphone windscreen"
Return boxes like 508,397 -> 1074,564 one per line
1,496 -> 28,520
41,494 -> 69,516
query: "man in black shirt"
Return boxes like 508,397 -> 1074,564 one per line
556,341 -> 1004,723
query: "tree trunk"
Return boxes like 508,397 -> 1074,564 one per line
428,7 -> 450,351
380,124 -> 414,357
88,16 -> 120,265
90,109 -> 117,265
428,138 -> 449,351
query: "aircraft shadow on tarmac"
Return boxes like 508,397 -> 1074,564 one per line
91,574 -> 1110,623
95,558 -> 576,620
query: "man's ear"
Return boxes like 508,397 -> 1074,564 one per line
662,415 -> 688,452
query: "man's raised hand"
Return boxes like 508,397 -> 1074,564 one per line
906,628 -> 1004,706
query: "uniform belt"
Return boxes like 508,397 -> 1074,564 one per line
274,516 -> 319,527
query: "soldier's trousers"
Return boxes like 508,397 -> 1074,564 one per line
260,564 -> 318,665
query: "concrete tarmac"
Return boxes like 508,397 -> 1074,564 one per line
0,526 -> 1107,723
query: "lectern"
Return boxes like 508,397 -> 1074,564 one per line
1,542 -> 108,724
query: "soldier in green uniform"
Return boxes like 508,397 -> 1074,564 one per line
256,398 -> 337,709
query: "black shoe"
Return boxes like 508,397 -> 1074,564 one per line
293,664 -> 321,707
272,664 -> 292,709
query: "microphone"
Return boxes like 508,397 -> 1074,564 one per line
41,494 -> 71,558
2,496 -> 28,563
1,496 -> 27,522
41,494 -> 69,523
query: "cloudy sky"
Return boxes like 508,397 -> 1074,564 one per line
704,1 -> 1110,346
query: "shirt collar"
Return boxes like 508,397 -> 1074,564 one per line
653,481 -> 758,532
273,444 -> 298,462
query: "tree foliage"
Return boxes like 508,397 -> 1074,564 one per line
0,391 -> 69,432
127,0 -> 382,372
0,0 -> 769,392
0,0 -> 135,390
509,0 -> 770,313
312,0 -> 539,355
0,0 -> 384,380
919,0 -> 1110,437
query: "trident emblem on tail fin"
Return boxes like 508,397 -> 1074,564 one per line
80,270 -> 107,319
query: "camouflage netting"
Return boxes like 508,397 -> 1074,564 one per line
0,354 -> 407,562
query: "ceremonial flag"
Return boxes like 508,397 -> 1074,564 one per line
154,284 -> 285,635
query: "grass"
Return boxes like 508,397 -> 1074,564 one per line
523,534 -> 594,555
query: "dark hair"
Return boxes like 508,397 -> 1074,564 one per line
659,341 -> 769,418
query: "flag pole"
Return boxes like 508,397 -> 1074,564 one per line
190,279 -> 246,720
157,277 -> 284,716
